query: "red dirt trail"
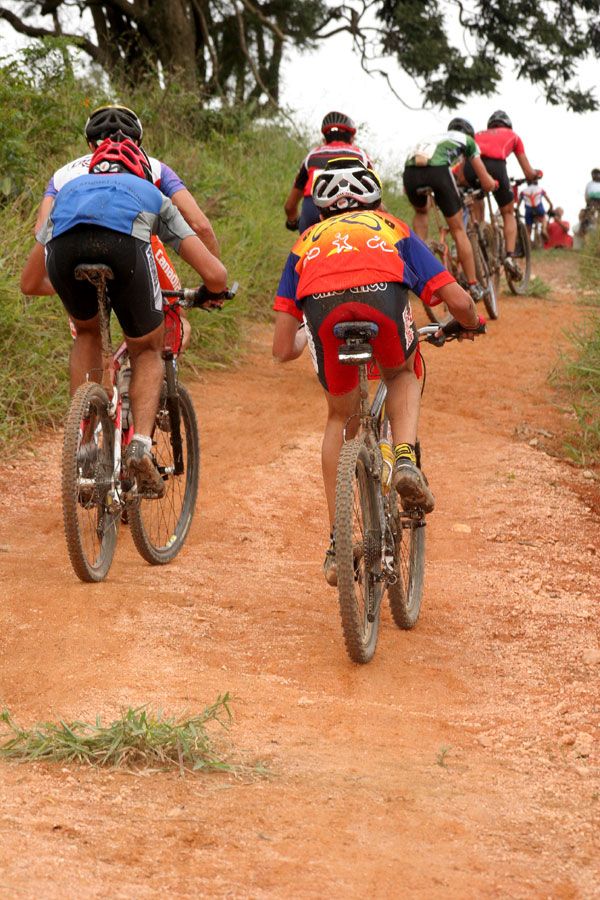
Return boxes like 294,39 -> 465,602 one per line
0,252 -> 598,898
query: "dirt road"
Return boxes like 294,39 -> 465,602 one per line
0,253 -> 598,898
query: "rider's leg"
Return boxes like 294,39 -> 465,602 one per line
501,202 -> 517,254
446,210 -> 477,283
126,322 -> 165,436
68,314 -> 102,395
379,354 -> 420,447
412,206 -> 429,241
321,387 -> 360,530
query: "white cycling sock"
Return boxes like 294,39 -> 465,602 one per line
132,433 -> 152,451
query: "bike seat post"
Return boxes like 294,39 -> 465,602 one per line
75,264 -> 114,392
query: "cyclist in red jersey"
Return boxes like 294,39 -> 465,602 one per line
273,158 -> 483,585
283,112 -> 373,233
464,110 -> 542,278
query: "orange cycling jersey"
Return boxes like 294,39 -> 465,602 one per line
274,210 -> 454,320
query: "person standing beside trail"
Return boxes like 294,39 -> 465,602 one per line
273,158 -> 484,585
402,117 -> 497,302
464,110 -> 542,279
545,208 -> 573,249
283,111 -> 373,233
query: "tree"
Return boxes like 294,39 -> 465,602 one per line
0,0 -> 599,111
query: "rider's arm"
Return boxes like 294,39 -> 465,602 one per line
434,282 -> 479,330
20,241 -> 55,295
170,188 -> 220,258
178,236 -> 227,293
515,151 -> 539,182
470,157 -> 496,193
284,186 -> 303,225
272,311 -> 307,362
34,194 -> 54,236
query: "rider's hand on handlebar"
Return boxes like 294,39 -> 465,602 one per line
192,284 -> 230,310
482,176 -> 498,193
431,315 -> 486,344
285,218 -> 299,232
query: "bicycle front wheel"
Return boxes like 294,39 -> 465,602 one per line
387,490 -> 426,629
62,382 -> 119,582
335,438 -> 382,664
506,219 -> 532,295
129,381 -> 200,564
470,230 -> 498,319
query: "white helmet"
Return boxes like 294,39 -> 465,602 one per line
312,157 -> 382,217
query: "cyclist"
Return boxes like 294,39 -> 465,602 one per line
273,158 -> 483,585
23,105 -> 220,349
283,112 -> 373,233
464,110 -> 542,279
519,178 -> 553,243
402,117 -> 497,301
22,137 -> 227,495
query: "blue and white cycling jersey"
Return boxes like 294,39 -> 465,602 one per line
37,173 -> 195,250
44,154 -> 186,199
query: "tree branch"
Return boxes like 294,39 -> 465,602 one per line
237,0 -> 286,42
0,6 -> 102,61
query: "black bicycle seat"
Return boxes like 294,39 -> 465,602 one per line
74,263 -> 114,281
333,321 -> 379,341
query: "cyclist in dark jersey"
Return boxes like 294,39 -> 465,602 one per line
23,137 -> 227,495
463,110 -> 542,278
283,112 -> 373,233
274,158 -> 483,585
403,118 -> 497,301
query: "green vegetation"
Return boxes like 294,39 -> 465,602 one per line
526,274 -> 553,298
0,697 -> 243,774
551,229 -> 600,464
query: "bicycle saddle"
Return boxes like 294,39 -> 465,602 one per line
333,321 -> 379,341
74,263 -> 114,281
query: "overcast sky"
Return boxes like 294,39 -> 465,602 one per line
281,25 -> 600,228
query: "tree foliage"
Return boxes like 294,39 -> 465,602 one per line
0,0 -> 599,111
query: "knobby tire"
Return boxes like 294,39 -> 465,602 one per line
386,490 -> 426,629
62,382 -> 119,583
506,220 -> 532,295
469,230 -> 498,319
129,381 -> 200,564
335,438 -> 382,664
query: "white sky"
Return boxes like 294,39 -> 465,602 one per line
281,26 -> 600,228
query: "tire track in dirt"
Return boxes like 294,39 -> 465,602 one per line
0,252 -> 598,898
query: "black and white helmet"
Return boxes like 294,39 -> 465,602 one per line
487,109 -> 512,129
312,158 -> 382,217
85,105 -> 143,146
321,111 -> 356,137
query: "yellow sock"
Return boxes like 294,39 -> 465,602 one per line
394,443 -> 416,464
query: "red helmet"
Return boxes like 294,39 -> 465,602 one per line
89,137 -> 152,182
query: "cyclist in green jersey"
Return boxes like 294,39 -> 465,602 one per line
403,119 -> 497,301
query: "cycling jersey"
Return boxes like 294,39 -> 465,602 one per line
404,131 -> 479,168
294,142 -> 373,197
474,127 -> 524,160
274,209 -> 454,321
520,184 -> 546,207
44,154 -> 186,198
37,173 -> 195,250
584,180 -> 600,201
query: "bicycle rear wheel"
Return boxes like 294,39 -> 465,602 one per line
483,221 -> 503,301
62,382 -> 119,582
506,219 -> 531,295
128,381 -> 199,564
387,490 -> 426,628
335,438 -> 382,664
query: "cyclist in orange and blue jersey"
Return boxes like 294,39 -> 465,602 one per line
283,112 -> 373,233
273,158 -> 483,585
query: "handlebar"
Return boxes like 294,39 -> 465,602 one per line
162,281 -> 239,310
418,317 -> 486,346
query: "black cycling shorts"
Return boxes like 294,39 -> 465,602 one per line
46,225 -> 164,338
301,282 -> 418,395
403,165 -> 462,219
464,156 -> 513,208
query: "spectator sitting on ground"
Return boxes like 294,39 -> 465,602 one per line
544,208 -> 573,249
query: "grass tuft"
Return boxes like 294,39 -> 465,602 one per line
526,275 -> 552,298
0,696 -> 244,775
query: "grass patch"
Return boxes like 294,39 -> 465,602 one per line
526,275 -> 553,298
578,228 -> 600,304
552,319 -> 600,465
0,696 -> 251,775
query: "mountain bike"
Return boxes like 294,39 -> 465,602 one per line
415,187 -> 496,323
501,177 -> 532,295
61,263 -> 237,582
333,317 -> 485,664
460,187 -> 498,319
